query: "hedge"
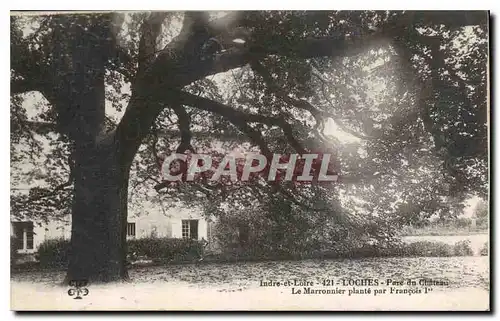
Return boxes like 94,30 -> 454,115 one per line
127,237 -> 203,261
35,237 -> 204,267
388,240 -> 474,257
37,238 -> 70,268
211,240 -> 476,262
30,238 -> 476,268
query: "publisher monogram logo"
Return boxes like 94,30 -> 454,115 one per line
67,280 -> 89,300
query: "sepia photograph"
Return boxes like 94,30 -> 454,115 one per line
9,9 -> 490,311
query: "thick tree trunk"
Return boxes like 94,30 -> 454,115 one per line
65,141 -> 131,283
51,17 -> 135,284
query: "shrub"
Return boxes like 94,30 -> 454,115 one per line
454,217 -> 472,229
394,240 -> 474,257
476,216 -> 488,229
11,236 -> 19,265
480,242 -> 488,256
453,240 -> 474,256
37,238 -> 70,268
127,237 -> 203,261
398,241 -> 455,257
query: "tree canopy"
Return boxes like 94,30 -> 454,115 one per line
10,11 -> 489,276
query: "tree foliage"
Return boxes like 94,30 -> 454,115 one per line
10,11 -> 489,275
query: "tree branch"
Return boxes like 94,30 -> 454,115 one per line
17,120 -> 250,143
172,104 -> 195,153
11,24 -> 50,96
399,11 -> 488,29
22,180 -> 73,204
116,10 -> 487,168
11,78 -> 41,95
11,120 -> 58,135
116,19 -> 370,160
137,12 -> 169,79
173,90 -> 306,154
250,59 -> 333,130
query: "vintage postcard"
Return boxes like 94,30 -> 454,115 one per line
10,10 -> 490,311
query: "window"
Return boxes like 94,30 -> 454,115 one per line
127,223 -> 136,237
181,220 -> 199,239
12,222 -> 34,250
181,220 -> 189,239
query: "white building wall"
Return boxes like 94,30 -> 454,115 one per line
171,219 -> 181,238
12,202 -> 212,253
198,219 -> 208,240
128,203 -> 209,240
41,217 -> 72,241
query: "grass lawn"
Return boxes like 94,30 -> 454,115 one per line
11,256 -> 489,311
